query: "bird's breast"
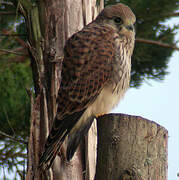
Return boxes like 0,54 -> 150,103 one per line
87,83 -> 127,117
111,34 -> 132,93
85,34 -> 134,117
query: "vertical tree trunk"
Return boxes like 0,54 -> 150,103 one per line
95,114 -> 168,180
19,0 -> 103,179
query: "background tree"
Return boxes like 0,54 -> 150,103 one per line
0,0 -> 178,179
0,1 -> 31,178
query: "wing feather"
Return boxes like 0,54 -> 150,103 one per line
59,24 -> 116,115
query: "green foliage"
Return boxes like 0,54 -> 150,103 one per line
0,62 -> 32,137
0,139 -> 26,179
0,0 -> 31,178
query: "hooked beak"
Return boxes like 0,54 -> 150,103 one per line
125,24 -> 134,31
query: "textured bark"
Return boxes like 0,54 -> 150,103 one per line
26,94 -> 41,179
20,0 -> 103,179
95,114 -> 168,180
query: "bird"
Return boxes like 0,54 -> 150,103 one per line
39,3 -> 136,170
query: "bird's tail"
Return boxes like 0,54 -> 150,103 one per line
66,115 -> 95,161
39,110 -> 85,170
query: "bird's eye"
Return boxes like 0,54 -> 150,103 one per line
114,17 -> 122,24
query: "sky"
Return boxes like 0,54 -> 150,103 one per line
112,17 -> 179,180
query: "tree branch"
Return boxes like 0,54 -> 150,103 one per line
0,130 -> 28,145
0,48 -> 28,56
2,30 -> 27,48
0,33 -> 27,36
0,1 -> 14,6
166,12 -> 179,17
18,0 -> 33,12
0,11 -> 16,15
136,38 -> 179,51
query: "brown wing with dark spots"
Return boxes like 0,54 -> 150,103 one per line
57,24 -> 116,117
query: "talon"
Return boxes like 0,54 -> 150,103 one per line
95,113 -> 106,118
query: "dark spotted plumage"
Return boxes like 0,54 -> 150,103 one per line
39,3 -> 136,170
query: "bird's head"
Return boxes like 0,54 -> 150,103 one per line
95,3 -> 136,37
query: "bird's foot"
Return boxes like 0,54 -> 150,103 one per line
95,113 -> 106,118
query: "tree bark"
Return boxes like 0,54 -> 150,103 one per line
19,0 -> 103,179
95,114 -> 168,180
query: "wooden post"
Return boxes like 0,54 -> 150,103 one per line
95,114 -> 168,180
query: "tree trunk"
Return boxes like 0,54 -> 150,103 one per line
95,114 -> 168,180
19,0 -> 103,179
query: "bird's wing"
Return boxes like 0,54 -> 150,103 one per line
59,24 -> 116,115
39,25 -> 116,169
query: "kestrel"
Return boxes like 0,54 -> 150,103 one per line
39,3 -> 136,169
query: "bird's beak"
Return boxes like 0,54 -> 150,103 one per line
125,24 -> 134,31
